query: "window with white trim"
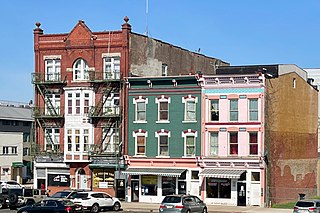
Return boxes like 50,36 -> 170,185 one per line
103,127 -> 120,154
133,97 -> 148,122
73,58 -> 89,81
104,56 -> 120,80
66,128 -> 92,153
229,132 -> 238,155
249,132 -> 258,155
156,96 -> 170,122
45,59 -> 60,81
210,99 -> 219,121
162,64 -> 168,76
183,96 -> 197,122
66,90 -> 93,115
182,130 -> 197,157
156,130 -> 170,156
229,99 -> 238,121
104,93 -> 120,115
45,128 -> 60,151
133,130 -> 147,156
209,132 -> 218,156
45,92 -> 60,116
249,99 -> 258,121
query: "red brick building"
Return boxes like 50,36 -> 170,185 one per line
32,17 -> 228,197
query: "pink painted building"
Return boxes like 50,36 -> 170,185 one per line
198,73 -> 265,206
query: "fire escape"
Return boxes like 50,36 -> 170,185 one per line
88,70 -> 124,170
31,72 -> 66,162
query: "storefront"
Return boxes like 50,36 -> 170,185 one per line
122,167 -> 199,203
199,169 -> 262,206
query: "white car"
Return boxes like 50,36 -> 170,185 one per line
71,191 -> 121,213
0,180 -> 23,189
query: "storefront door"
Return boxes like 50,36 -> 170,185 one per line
131,180 -> 139,202
237,182 -> 246,206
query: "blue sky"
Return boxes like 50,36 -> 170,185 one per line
1,0 -> 319,103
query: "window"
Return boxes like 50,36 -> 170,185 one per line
134,97 -> 148,122
191,171 -> 199,179
73,58 -> 89,81
162,64 -> 168,76
249,132 -> 258,155
249,99 -> 258,121
186,136 -> 195,157
229,99 -> 238,121
66,91 -> 93,115
11,147 -> 17,154
92,168 -> 114,188
23,148 -> 29,156
142,175 -> 157,196
66,129 -> 92,153
45,92 -> 60,115
103,93 -> 120,115
2,120 -> 10,125
229,132 -> 238,155
209,132 -> 218,156
210,99 -> 219,121
159,135 -> 169,156
206,178 -> 231,198
45,59 -> 60,81
104,56 -> 120,79
136,136 -> 146,156
102,127 -> 119,154
3,147 -> 9,155
183,96 -> 197,122
23,133 -> 30,142
45,128 -> 60,151
156,96 -> 170,122
251,172 -> 260,181
162,176 -> 176,196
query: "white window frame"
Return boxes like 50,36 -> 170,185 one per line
103,92 -> 120,115
45,128 -> 60,151
65,128 -> 93,153
45,58 -> 61,81
65,90 -> 93,116
73,58 -> 89,81
156,96 -> 170,123
182,130 -> 197,157
182,95 -> 198,122
155,130 -> 171,157
102,127 -> 120,154
249,131 -> 258,156
210,99 -> 219,121
133,96 -> 148,123
45,92 -> 61,115
209,132 -> 218,156
133,130 -> 148,156
103,56 -> 120,80
229,132 -> 238,155
162,64 -> 168,76
229,99 -> 238,121
249,98 -> 258,121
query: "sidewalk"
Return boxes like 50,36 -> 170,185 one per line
121,202 -> 292,212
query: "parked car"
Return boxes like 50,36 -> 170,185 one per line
293,199 -> 320,213
159,194 -> 207,213
71,191 -> 121,212
5,188 -> 48,210
47,190 -> 80,200
0,180 -> 23,190
17,199 -> 83,213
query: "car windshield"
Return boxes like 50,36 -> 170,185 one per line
296,201 -> 315,207
162,196 -> 182,203
51,191 -> 71,198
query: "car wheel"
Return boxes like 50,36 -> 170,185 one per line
21,211 -> 29,213
202,207 -> 208,213
113,202 -> 121,211
91,203 -> 100,213
186,210 -> 190,213
9,193 -> 18,204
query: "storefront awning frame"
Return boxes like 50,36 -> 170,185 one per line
122,168 -> 186,177
199,169 -> 245,179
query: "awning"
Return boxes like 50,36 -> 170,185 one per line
199,169 -> 245,179
122,168 -> 186,177
12,162 -> 24,168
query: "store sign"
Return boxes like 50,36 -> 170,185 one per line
48,174 -> 70,187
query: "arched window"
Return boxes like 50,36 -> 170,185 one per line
73,58 -> 89,81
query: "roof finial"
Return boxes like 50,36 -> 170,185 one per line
35,22 -> 41,28
124,16 -> 129,23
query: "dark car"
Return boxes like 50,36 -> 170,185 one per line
47,190 -> 80,200
293,199 -> 320,213
159,195 -> 207,213
17,199 -> 82,213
